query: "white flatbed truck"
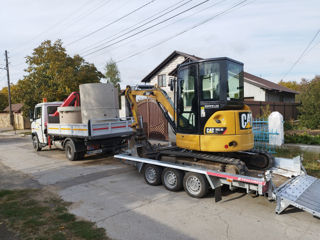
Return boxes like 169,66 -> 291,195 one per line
31,101 -> 133,160
115,150 -> 320,218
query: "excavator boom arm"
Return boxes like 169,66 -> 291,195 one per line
125,85 -> 175,130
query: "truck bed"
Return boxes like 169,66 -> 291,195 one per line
48,118 -> 134,139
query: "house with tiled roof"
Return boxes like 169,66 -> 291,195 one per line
243,72 -> 297,103
141,51 -> 203,100
141,50 -> 298,103
3,103 -> 24,113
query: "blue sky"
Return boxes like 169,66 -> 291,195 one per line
0,0 -> 319,89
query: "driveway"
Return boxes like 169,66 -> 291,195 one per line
0,135 -> 319,240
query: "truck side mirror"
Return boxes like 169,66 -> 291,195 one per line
29,110 -> 34,122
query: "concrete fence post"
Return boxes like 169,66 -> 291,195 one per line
268,111 -> 284,146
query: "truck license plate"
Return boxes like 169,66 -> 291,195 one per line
87,149 -> 103,155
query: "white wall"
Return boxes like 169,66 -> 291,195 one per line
149,55 -> 186,101
244,81 -> 266,101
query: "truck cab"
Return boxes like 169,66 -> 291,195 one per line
31,101 -> 63,147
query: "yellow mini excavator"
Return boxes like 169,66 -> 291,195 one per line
125,57 -> 273,174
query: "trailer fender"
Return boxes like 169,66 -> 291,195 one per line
136,162 -> 144,173
206,176 -> 223,202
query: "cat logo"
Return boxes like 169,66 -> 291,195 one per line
239,112 -> 252,129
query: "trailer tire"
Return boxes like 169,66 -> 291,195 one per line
65,140 -> 78,161
32,135 -> 41,152
183,172 -> 209,198
143,164 -> 162,186
162,168 -> 184,191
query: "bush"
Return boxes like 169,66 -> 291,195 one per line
298,76 -> 320,129
285,133 -> 320,145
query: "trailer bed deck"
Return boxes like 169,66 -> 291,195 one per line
115,152 -> 320,218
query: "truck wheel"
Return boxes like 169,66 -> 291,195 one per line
32,135 -> 41,151
183,172 -> 209,198
143,164 -> 162,186
162,168 -> 184,191
65,141 -> 77,161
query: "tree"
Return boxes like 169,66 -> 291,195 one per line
14,40 -> 103,116
0,89 -> 7,111
278,80 -> 302,92
0,86 -> 18,111
104,59 -> 120,87
298,76 -> 320,129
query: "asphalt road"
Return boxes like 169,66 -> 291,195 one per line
0,135 -> 319,240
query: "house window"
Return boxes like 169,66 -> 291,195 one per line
158,74 -> 166,87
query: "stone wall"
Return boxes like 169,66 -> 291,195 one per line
0,112 -> 31,130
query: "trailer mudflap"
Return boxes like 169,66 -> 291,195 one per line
275,174 -> 320,218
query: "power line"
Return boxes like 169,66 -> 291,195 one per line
10,0 -> 95,57
66,0 -> 157,46
83,0 -> 210,57
282,29 -> 320,80
54,0 -> 113,35
116,0 -> 250,63
79,0 -> 191,55
90,0 -> 227,58
62,0 -> 130,39
304,37 -> 320,57
9,0 -> 114,67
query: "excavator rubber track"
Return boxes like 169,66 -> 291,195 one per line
222,149 -> 275,170
142,146 -> 247,174
142,144 -> 274,174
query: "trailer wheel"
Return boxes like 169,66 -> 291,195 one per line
65,141 -> 77,161
162,168 -> 184,191
183,172 -> 209,198
143,164 -> 162,186
32,135 -> 41,151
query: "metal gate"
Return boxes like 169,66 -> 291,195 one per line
252,118 -> 279,153
137,99 -> 168,140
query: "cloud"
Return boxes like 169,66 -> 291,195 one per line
1,0 -> 319,89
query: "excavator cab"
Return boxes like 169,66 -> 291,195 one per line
175,58 -> 253,152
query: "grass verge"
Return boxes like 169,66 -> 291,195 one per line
274,147 -> 320,178
0,189 -> 110,240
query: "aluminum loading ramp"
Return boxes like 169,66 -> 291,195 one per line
275,174 -> 320,218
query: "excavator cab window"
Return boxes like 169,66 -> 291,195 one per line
177,64 -> 199,133
200,62 -> 220,101
227,62 -> 243,100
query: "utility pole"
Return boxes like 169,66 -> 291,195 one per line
5,50 -> 13,127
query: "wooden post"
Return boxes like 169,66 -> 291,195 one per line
5,50 -> 14,128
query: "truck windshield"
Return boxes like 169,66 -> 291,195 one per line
227,62 -> 243,101
200,62 -> 220,101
